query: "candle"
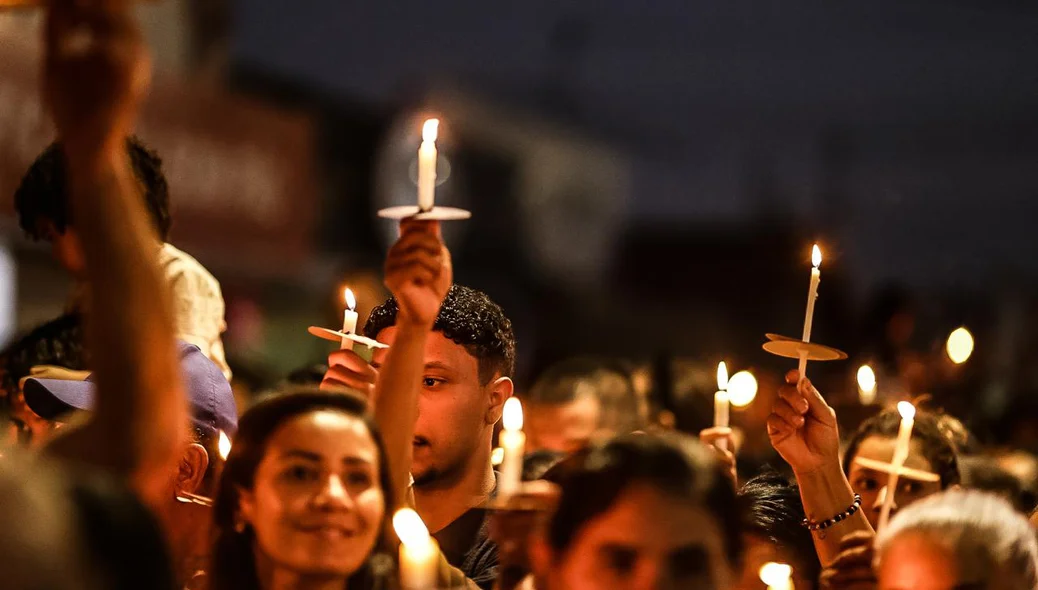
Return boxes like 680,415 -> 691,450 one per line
713,362 -> 730,452
418,119 -> 439,212
760,562 -> 794,590
342,288 -> 358,351
878,401 -> 916,530
218,431 -> 232,460
798,244 -> 822,378
857,364 -> 877,405
498,397 -> 526,499
393,508 -> 440,589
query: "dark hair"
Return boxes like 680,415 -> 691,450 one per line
527,357 -> 644,435
843,407 -> 961,489
283,364 -> 330,387
521,449 -> 566,482
0,313 -> 86,401
545,433 -> 742,566
738,472 -> 821,583
959,455 -> 1034,514
209,388 -> 395,590
364,284 -> 516,383
15,137 -> 172,241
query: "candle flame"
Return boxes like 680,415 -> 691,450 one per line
946,327 -> 974,365
219,431 -> 232,459
503,397 -> 524,431
812,244 -> 822,268
728,370 -> 759,407
344,288 -> 356,311
857,365 -> 877,393
422,119 -> 440,142
759,562 -> 793,586
897,401 -> 916,421
393,508 -> 431,546
490,447 -> 505,466
716,362 -> 729,391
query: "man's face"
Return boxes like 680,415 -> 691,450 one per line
526,395 -> 602,454
37,220 -> 86,276
372,327 -> 495,488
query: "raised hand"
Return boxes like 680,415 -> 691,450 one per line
384,219 -> 451,329
699,427 -> 738,488
43,0 -> 150,154
767,370 -> 840,476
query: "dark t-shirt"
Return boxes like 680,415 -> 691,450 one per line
431,480 -> 499,589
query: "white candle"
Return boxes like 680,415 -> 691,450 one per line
798,245 -> 822,378
498,397 -> 526,499
393,509 -> 439,589
760,562 -> 794,590
341,288 -> 358,351
713,362 -> 730,452
878,401 -> 916,530
417,119 -> 439,212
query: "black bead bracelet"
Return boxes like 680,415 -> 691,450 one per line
802,494 -> 862,531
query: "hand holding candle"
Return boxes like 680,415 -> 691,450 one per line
417,119 -> 439,212
498,397 -> 526,500
713,361 -> 730,452
877,401 -> 916,530
799,245 -> 822,378
394,508 -> 440,590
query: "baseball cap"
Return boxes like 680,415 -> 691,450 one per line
21,341 -> 237,437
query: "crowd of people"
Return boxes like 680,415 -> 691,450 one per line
2,3 -> 1038,590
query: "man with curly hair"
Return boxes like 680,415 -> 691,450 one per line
14,138 -> 230,379
322,273 -> 517,588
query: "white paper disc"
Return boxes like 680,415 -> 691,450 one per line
377,205 -> 472,221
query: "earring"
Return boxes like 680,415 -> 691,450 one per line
234,518 -> 247,534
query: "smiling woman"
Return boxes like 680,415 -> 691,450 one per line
209,388 -> 397,590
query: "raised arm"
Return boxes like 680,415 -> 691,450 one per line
768,371 -> 873,566
41,0 -> 186,508
373,219 -> 451,504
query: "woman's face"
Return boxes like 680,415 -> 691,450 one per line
239,410 -> 385,578
848,436 -> 944,530
538,483 -> 733,590
877,532 -> 959,590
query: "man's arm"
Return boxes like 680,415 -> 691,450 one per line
41,0 -> 186,508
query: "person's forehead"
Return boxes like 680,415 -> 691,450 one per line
374,327 -> 479,373
266,411 -> 378,463
575,485 -> 720,550
853,435 -> 935,473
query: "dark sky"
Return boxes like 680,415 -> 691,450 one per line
232,0 -> 1038,291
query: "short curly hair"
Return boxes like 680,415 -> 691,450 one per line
363,284 -> 516,383
14,137 -> 172,241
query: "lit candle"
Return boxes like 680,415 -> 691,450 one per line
418,119 -> 439,212
799,245 -> 822,378
857,364 -> 877,405
341,288 -> 358,351
498,397 -> 526,499
218,431 -> 232,460
760,562 -> 794,590
393,509 -> 440,590
713,362 -> 730,452
878,401 -> 916,530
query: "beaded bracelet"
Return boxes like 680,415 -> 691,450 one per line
802,494 -> 862,531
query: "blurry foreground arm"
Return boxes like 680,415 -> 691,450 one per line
40,0 -> 186,508
767,371 -> 873,566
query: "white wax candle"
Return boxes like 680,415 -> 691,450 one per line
798,245 -> 822,378
393,509 -> 440,590
498,397 -> 526,499
878,402 -> 916,530
713,362 -> 730,452
417,119 -> 439,212
341,288 -> 358,351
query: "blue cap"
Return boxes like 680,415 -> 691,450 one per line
22,341 -> 237,437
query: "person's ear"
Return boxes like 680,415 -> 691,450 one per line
175,443 -> 210,496
485,376 -> 514,425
